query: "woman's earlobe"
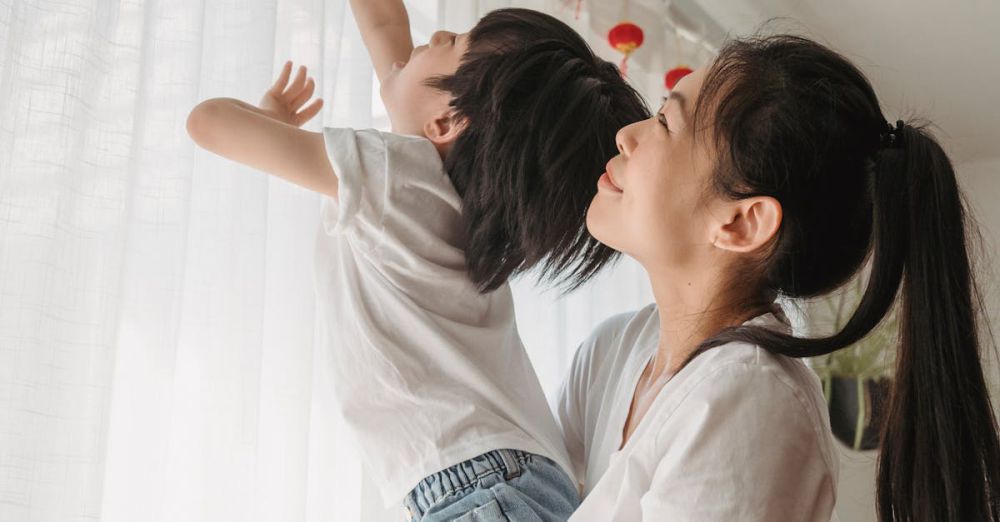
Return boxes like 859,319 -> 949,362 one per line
713,197 -> 782,254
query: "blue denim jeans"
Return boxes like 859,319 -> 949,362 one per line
402,449 -> 580,521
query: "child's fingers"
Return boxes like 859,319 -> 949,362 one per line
282,65 -> 308,99
294,98 -> 323,126
270,60 -> 293,94
289,78 -> 316,111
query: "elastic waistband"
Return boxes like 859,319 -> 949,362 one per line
404,449 -> 531,517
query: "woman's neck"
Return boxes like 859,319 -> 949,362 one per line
644,264 -> 764,377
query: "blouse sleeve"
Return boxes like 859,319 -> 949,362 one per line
556,311 -> 637,490
639,362 -> 837,521
555,342 -> 589,489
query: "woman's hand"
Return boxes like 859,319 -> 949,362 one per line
258,60 -> 324,127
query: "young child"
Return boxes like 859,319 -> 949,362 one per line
186,2 -> 649,519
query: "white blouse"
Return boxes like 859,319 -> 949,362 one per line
557,304 -> 839,521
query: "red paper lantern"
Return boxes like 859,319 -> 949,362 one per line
608,22 -> 644,75
665,65 -> 693,90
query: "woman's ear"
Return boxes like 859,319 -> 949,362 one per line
424,110 -> 467,148
712,196 -> 782,253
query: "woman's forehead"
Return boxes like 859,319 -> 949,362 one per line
673,67 -> 708,102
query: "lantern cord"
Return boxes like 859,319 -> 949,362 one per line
675,30 -> 683,66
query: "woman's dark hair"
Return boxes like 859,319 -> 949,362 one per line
426,8 -> 650,292
678,31 -> 1000,520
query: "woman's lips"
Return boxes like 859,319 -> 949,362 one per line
598,171 -> 624,193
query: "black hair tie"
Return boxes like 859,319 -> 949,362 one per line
878,119 -> 905,149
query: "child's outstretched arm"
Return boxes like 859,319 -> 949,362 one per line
349,0 -> 414,82
186,61 -> 338,199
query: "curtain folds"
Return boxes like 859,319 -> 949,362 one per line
0,1 -> 669,520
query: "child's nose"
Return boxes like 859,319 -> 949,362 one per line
430,30 -> 455,46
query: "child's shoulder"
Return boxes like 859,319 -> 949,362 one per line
332,126 -> 433,146
323,126 -> 444,175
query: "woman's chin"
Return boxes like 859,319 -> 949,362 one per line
585,207 -> 618,250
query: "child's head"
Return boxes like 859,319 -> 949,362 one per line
387,8 -> 650,292
379,29 -> 469,142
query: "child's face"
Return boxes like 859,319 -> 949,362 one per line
381,30 -> 470,138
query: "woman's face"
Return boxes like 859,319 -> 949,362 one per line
586,66 -> 721,270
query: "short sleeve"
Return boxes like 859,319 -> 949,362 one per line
319,127 -> 464,270
319,127 -> 388,237
639,363 -> 836,521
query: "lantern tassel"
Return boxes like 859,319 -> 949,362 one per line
620,54 -> 629,76
575,0 -> 582,19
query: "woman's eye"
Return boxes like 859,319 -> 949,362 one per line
657,97 -> 670,132
657,113 -> 670,133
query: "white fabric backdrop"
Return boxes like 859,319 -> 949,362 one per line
0,0 -> 711,520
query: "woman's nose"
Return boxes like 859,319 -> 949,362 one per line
616,122 -> 639,157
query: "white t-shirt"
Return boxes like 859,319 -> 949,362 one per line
558,303 -> 840,521
313,127 -> 574,507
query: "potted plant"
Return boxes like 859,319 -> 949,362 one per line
806,274 -> 898,451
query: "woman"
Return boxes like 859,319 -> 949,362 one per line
558,33 -> 1000,520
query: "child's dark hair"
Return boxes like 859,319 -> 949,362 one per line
676,31 -> 1000,521
425,8 -> 650,292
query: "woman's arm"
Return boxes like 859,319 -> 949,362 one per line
349,0 -> 414,83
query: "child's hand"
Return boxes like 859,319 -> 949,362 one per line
258,60 -> 324,127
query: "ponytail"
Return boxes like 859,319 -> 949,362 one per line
872,122 -> 1000,521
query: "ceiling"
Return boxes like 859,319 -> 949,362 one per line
628,0 -> 1000,165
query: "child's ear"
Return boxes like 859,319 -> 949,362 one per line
424,110 -> 467,147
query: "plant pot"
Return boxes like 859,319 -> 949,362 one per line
826,376 -> 892,451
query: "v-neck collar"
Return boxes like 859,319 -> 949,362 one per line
614,339 -> 661,452
611,304 -> 792,454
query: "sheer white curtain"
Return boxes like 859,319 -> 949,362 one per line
0,1 -> 673,521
